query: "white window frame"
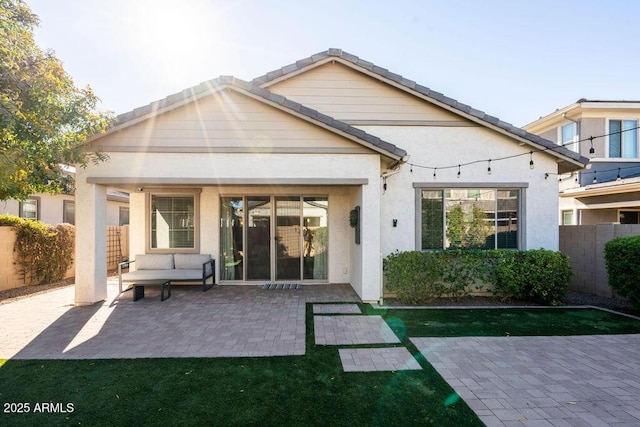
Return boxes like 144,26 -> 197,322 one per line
561,209 -> 575,225
19,197 -> 40,220
607,119 -> 639,159
146,190 -> 200,254
559,122 -> 578,152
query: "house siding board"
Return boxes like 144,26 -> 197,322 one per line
93,90 -> 363,152
269,62 -> 464,123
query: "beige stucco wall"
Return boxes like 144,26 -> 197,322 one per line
365,125 -> 561,253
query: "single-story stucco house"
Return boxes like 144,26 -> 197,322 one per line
74,49 -> 588,305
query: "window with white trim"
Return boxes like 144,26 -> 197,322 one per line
561,210 -> 574,225
19,198 -> 39,220
609,119 -> 638,158
149,193 -> 198,251
561,122 -> 577,152
419,188 -> 519,250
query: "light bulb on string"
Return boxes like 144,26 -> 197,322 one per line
487,160 -> 492,175
589,136 -> 595,157
592,171 -> 597,184
456,165 -> 461,179
617,168 -> 621,181
529,152 -> 534,170
433,168 -> 437,180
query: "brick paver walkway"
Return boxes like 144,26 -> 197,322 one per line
0,280 -> 359,359
413,335 -> 640,426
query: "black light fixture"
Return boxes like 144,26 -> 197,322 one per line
456,165 -> 461,179
589,136 -> 595,157
529,151 -> 534,169
617,168 -> 622,181
433,168 -> 437,180
487,160 -> 492,175
592,171 -> 598,184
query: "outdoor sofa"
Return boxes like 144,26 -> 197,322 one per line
118,254 -> 215,301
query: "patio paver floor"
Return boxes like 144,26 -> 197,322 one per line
413,335 -> 640,426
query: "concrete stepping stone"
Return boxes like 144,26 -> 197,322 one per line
313,304 -> 361,314
314,315 -> 400,345
339,347 -> 422,372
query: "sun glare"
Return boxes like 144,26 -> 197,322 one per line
123,0 -> 225,80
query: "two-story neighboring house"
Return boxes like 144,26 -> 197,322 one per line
524,99 -> 640,225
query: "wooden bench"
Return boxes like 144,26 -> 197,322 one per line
118,254 -> 215,301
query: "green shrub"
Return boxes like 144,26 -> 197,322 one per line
0,214 -> 75,285
383,251 -> 446,304
493,249 -> 571,305
383,250 -> 505,304
383,249 -> 571,305
604,235 -> 640,310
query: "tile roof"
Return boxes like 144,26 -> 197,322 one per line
252,48 -> 588,168
111,76 -> 406,160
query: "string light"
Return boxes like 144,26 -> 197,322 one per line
592,171 -> 597,184
616,168 -> 621,181
403,125 -> 638,178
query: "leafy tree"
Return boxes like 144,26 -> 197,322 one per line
0,0 -> 111,201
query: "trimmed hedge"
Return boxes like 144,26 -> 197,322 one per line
0,214 -> 75,285
604,235 -> 640,310
384,249 -> 571,305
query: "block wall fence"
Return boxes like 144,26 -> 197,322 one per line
559,224 -> 640,298
0,225 -> 129,291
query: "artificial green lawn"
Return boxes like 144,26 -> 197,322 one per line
2,306 -> 638,426
0,303 -> 481,427
366,306 -> 640,338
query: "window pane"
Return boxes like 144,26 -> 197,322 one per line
303,196 -> 328,280
445,189 -> 495,250
63,201 -> 75,224
220,197 -> 243,280
421,190 -> 443,249
620,211 -> 639,224
151,195 -> 195,249
622,120 -> 637,158
561,123 -> 575,144
21,199 -> 38,220
609,120 -> 622,157
561,210 -> 574,225
497,190 -> 518,248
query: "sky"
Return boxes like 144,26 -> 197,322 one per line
26,0 -> 640,127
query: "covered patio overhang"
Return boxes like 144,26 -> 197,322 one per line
74,174 -> 383,306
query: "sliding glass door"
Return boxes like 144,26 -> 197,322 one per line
220,195 -> 328,282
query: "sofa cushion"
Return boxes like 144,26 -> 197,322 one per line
174,254 -> 212,273
135,254 -> 174,270
122,269 -> 204,282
